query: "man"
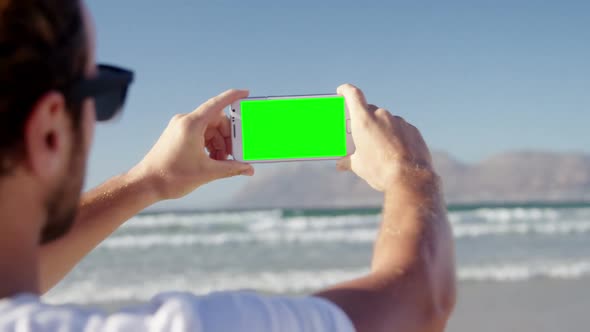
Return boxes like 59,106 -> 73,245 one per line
0,0 -> 456,331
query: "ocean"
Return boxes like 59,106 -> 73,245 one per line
45,203 -> 590,306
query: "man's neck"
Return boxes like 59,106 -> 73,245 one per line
0,175 -> 43,298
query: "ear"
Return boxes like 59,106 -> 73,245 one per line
23,91 -> 73,183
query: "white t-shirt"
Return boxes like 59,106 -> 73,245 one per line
0,291 -> 355,332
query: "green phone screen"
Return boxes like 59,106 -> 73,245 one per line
241,96 -> 347,161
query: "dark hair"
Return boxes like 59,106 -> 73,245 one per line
0,0 -> 88,175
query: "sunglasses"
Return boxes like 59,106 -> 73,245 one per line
67,64 -> 134,121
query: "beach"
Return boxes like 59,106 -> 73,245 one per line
449,279 -> 590,332
44,204 -> 590,331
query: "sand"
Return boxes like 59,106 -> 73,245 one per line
447,279 -> 590,332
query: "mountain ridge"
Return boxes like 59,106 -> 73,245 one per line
230,150 -> 590,209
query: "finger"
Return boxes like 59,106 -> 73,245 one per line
218,152 -> 229,161
207,112 -> 231,160
204,109 -> 231,137
208,131 -> 229,160
209,159 -> 255,179
216,145 -> 229,161
205,142 -> 216,159
336,155 -> 352,171
187,89 -> 249,124
367,104 -> 379,113
205,141 -> 213,153
206,140 -> 221,159
205,128 -> 227,152
337,84 -> 369,124
217,112 -> 232,137
225,136 -> 233,155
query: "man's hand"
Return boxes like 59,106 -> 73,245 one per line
336,84 -> 433,192
40,89 -> 255,293
134,89 -> 254,200
317,84 -> 455,332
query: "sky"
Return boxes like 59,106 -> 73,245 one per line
86,0 -> 590,210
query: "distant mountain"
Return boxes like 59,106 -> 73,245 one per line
230,151 -> 590,209
443,151 -> 590,203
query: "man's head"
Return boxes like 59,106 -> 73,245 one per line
0,0 -> 97,244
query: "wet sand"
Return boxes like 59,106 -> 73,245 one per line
447,279 -> 590,332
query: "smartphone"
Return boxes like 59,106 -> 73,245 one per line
230,94 -> 354,163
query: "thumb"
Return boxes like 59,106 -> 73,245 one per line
211,160 -> 255,179
336,155 -> 352,172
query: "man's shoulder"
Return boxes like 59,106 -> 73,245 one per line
0,291 -> 355,332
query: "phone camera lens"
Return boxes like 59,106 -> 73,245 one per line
232,109 -> 235,112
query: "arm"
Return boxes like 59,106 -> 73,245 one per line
316,84 -> 456,332
39,169 -> 157,293
39,89 -> 255,293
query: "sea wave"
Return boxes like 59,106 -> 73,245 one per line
459,261 -> 590,281
101,229 -> 379,249
453,219 -> 590,238
102,219 -> 590,249
466,208 -> 560,223
45,260 -> 590,304
123,211 -> 380,234
122,207 -> 590,232
124,210 -> 283,229
44,268 -> 368,304
246,215 -> 379,232
449,207 -> 590,224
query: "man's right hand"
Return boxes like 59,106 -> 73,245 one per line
320,84 -> 455,332
336,84 -> 434,192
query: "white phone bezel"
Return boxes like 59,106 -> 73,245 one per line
230,94 -> 355,163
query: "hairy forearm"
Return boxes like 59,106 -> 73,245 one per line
373,168 -> 450,275
374,169 -> 456,329
39,168 -> 160,293
318,169 -> 456,332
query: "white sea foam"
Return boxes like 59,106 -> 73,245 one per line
121,208 -> 590,234
102,229 -> 379,249
123,210 -> 283,229
453,219 -> 590,238
247,215 -> 379,232
124,212 -> 380,232
45,260 -> 590,304
447,207 -> 579,224
459,261 -> 590,281
44,269 -> 369,304
473,208 -> 560,223
101,218 -> 590,250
